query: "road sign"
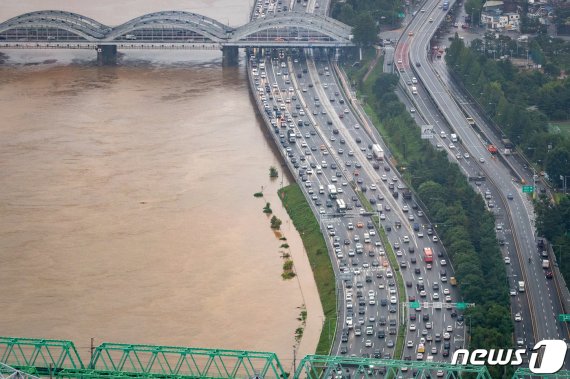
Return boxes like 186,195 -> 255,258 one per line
522,185 -> 534,193
421,125 -> 434,139
456,302 -> 467,310
409,301 -> 420,308
559,314 -> 570,322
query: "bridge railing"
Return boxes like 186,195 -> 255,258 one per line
2,336 -> 570,378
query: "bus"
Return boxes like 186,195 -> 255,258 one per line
423,247 -> 433,263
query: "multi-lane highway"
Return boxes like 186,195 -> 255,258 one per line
396,0 -> 567,351
248,0 -> 469,367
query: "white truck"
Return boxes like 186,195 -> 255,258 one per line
372,144 -> 384,161
518,281 -> 525,292
327,184 -> 337,198
450,133 -> 458,142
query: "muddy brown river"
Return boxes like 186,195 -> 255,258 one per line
0,1 -> 323,367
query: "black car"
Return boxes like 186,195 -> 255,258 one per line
377,331 -> 385,339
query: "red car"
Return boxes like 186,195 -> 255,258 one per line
546,271 -> 553,279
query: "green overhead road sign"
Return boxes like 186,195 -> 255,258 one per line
456,302 -> 467,310
522,185 -> 534,193
559,314 -> 570,322
409,301 -> 420,308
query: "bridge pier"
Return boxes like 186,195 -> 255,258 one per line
222,46 -> 239,67
96,45 -> 117,66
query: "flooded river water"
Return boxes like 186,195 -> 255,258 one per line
0,1 -> 323,366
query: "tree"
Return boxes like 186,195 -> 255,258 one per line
270,215 -> 282,230
269,166 -> 278,178
464,0 -> 483,26
352,14 -> 377,47
545,147 -> 570,188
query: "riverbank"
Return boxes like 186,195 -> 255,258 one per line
278,184 -> 337,355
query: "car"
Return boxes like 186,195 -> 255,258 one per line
440,259 -> 447,266
432,236 -> 439,243
387,340 -> 394,348
432,346 -> 438,354
464,153 -> 470,159
417,353 -> 424,360
408,31 -> 414,36
410,324 -> 416,331
517,338 -> 524,346
390,296 -> 397,304
443,288 -> 450,295
514,312 -> 522,322
446,325 -> 453,332
429,17 -> 433,22
510,288 -> 517,296
443,332 -> 450,340
340,345 -> 348,354
365,339 -> 372,347
504,257 -> 511,264
407,340 -> 414,348
479,157 -> 485,163
546,270 -> 553,279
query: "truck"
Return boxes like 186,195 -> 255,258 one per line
328,184 -> 337,199
288,130 -> 296,143
542,259 -> 550,269
336,198 -> 347,213
518,281 -> 525,292
450,133 -> 458,142
372,144 -> 384,161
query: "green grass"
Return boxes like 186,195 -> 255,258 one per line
549,121 -> 570,137
278,184 -> 337,355
342,47 -> 377,85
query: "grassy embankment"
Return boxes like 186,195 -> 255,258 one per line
278,184 -> 337,355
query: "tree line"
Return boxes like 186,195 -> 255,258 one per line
331,0 -> 404,46
445,35 -> 570,189
369,73 -> 514,378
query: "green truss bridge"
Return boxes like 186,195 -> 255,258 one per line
1,337 -> 568,378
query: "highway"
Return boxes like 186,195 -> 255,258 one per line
249,0 -> 468,368
396,0 -> 566,352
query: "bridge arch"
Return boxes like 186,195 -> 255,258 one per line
106,11 -> 233,43
230,13 -> 353,46
0,10 -> 109,40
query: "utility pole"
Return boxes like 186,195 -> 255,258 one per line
90,337 -> 95,364
292,346 -> 296,374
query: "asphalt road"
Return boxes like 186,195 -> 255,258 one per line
395,0 -> 566,352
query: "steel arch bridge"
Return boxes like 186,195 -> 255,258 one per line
0,10 -> 353,48
2,336 -> 570,378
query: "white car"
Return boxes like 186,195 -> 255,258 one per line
381,175 -> 388,181
443,332 -> 450,340
390,296 -> 397,304
440,259 -> 447,266
446,325 -> 453,332
515,313 -> 522,322
380,213 -> 386,220
365,339 -> 372,347
443,288 -> 450,295
410,324 -> 417,331
504,257 -> 511,264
